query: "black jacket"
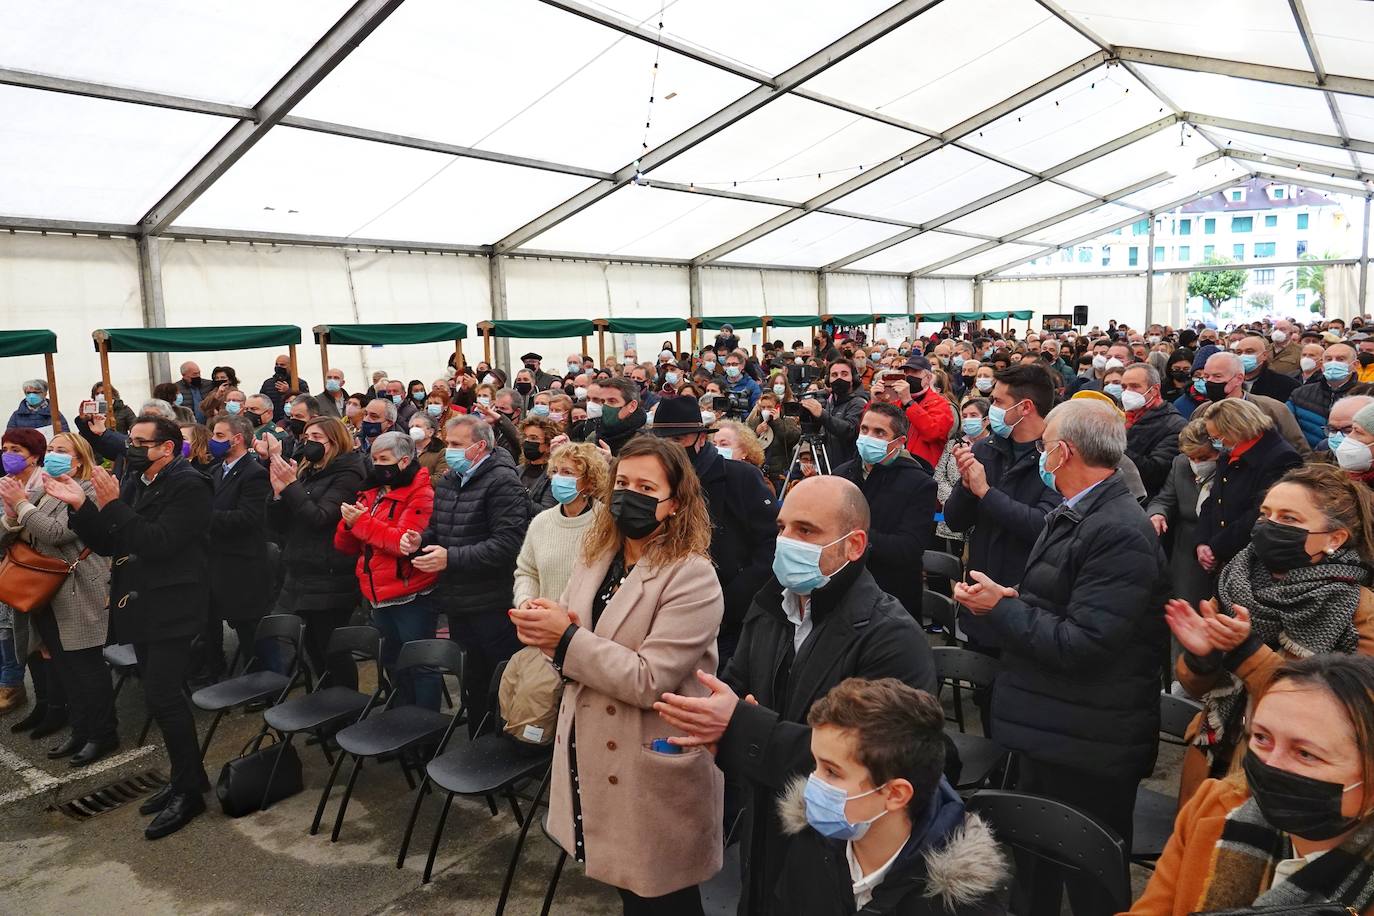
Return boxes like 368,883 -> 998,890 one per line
580,406 -> 647,456
265,452 -> 365,613
209,455 -> 272,623
833,454 -> 935,619
719,561 -> 937,915
1246,366 -> 1299,403
982,472 -> 1168,781
1289,375 -> 1358,447
1196,428 -> 1302,568
258,368 -> 310,422
818,390 -> 867,469
693,444 -> 778,636
422,447 -> 530,617
68,457 -> 212,645
520,461 -> 557,518
942,434 -> 1060,648
1125,400 -> 1187,501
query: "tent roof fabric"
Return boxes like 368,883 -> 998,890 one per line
93,325 -> 301,353
0,330 -> 57,357
1,2 -> 1368,278
313,322 -> 467,345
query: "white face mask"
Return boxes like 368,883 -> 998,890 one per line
1092,355 -> 1107,371
760,409 -> 774,422
1189,458 -> 1217,478
1272,330 -> 1289,344
409,427 -> 426,441
1120,389 -> 1148,412
574,386 -> 588,400
586,401 -> 604,418
1335,435 -> 1374,472
1301,357 -> 1318,373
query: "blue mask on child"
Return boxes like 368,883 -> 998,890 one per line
1193,377 -> 1207,395
803,773 -> 888,841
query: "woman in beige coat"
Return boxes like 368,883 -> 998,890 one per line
510,435 -> 724,914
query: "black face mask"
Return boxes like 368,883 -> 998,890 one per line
368,461 -> 412,488
1250,518 -> 1322,572
360,421 -> 382,439
1204,380 -> 1230,402
125,444 -> 152,474
829,378 -> 851,399
610,488 -> 663,540
1360,352 -> 1374,369
522,440 -> 545,462
245,410 -> 264,427
285,418 -> 306,437
515,382 -> 533,395
1170,370 -> 1191,383
297,440 -> 326,464
1243,752 -> 1363,841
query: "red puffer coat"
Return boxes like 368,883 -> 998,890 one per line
334,465 -> 438,605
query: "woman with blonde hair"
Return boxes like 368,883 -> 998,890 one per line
0,430 -> 115,764
510,436 -> 724,914
713,419 -> 766,468
514,441 -> 610,607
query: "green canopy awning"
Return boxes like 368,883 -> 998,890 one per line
916,312 -> 952,321
484,319 -> 597,338
602,318 -> 689,334
827,313 -> 884,325
767,315 -> 823,328
93,325 -> 301,353
1009,310 -> 1034,320
954,312 -> 985,321
695,316 -> 764,331
312,322 -> 467,345
0,330 -> 57,358
981,311 -> 1009,319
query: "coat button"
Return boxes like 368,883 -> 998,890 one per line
606,741 -> 617,751
605,705 -> 616,716
608,775 -> 618,785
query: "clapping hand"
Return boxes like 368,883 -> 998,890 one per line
254,432 -> 282,461
398,529 -> 423,555
1196,544 -> 1217,572
411,544 -> 448,573
91,466 -> 120,508
653,670 -> 742,753
953,570 -> 1017,615
1150,514 -> 1168,536
0,476 -> 27,516
1165,598 -> 1251,655
42,474 -> 87,510
268,455 -> 297,496
508,598 -> 578,653
954,444 -> 989,498
339,500 -> 365,527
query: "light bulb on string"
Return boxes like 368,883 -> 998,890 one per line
1167,122 -> 1196,179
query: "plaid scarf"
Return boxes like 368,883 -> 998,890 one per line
1197,546 -> 1367,750
1200,794 -> 1374,911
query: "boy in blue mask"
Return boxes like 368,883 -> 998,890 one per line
774,677 -> 1007,915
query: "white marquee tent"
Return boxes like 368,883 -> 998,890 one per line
3,0 -> 1374,400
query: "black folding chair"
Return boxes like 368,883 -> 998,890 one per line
397,660 -> 553,894
190,614 -> 309,759
104,643 -> 155,745
922,549 -> 962,584
1131,692 -> 1203,865
968,789 -> 1132,915
933,646 -> 1009,790
258,626 -> 388,812
922,591 -> 961,647
312,639 -> 461,842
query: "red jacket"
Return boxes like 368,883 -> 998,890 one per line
904,390 -> 955,467
334,465 -> 438,605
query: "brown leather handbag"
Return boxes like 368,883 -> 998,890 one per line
0,541 -> 89,613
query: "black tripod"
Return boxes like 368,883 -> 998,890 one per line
780,432 -> 831,500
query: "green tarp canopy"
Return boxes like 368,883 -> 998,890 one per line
696,316 -> 764,331
0,330 -> 57,358
979,310 -> 1031,320
767,315 -> 822,328
602,318 -> 689,334
916,312 -> 952,321
484,319 -> 597,338
1009,310 -> 1034,320
93,325 -> 301,353
312,322 -> 466,345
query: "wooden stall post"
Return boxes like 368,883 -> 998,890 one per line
318,331 -> 331,391
288,344 -> 300,395
760,317 -> 771,359
98,337 -> 114,427
597,322 -> 606,368
688,319 -> 699,352
580,334 -> 589,363
675,330 -> 682,355
483,326 -> 492,366
44,352 -> 62,434
454,337 -> 465,374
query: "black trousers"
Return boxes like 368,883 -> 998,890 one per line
617,885 -> 703,916
1015,756 -> 1139,916
201,605 -> 265,677
33,612 -> 115,744
134,638 -> 208,796
300,607 -> 357,690
446,609 -> 522,738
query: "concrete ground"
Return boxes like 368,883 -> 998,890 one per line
0,632 -> 1180,914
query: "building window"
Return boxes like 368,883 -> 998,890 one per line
1297,239 -> 1308,257
1229,189 -> 1245,202
1128,246 -> 1139,267
1254,241 -> 1276,258
1100,245 -> 1111,267
1232,216 -> 1253,233
1297,212 -> 1309,230
1264,214 -> 1278,228
1274,187 -> 1286,199
1153,246 -> 1165,262
1060,248 -> 1072,263
1204,218 -> 1216,235
1255,268 -> 1275,284
1204,244 -> 1215,259
1178,245 -> 1191,261
1178,218 -> 1191,236
1078,246 -> 1091,263
1298,292 -> 1307,307
1132,219 -> 1149,236
1233,243 -> 1246,259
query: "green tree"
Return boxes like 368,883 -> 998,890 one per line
1247,291 -> 1273,310
1281,251 -> 1339,313
1188,257 -> 1248,311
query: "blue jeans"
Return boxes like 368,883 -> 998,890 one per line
371,595 -> 439,711
0,630 -> 22,688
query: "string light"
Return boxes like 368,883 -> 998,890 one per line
633,4 -> 666,188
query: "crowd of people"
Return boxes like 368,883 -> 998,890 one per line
5,313 -> 1374,913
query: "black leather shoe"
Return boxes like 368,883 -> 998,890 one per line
46,734 -> 84,759
145,792 -> 205,840
10,702 -> 45,733
138,785 -> 174,816
69,736 -> 119,767
29,707 -> 68,740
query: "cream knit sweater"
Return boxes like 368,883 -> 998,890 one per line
513,503 -> 600,607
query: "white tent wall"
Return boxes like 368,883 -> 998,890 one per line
701,267 -> 819,350
824,273 -> 908,343
0,232 -> 143,417
980,274 -> 1148,332
981,278 -> 1058,326
912,278 -> 974,336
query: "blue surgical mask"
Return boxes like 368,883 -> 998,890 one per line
24,392 -> 42,408
1325,361 -> 1352,382
703,360 -> 717,372
412,390 -> 425,402
427,403 -> 443,417
1210,437 -> 1227,451
725,365 -> 741,379
953,356 -> 965,369
325,379 -> 342,392
717,446 -> 735,461
1104,383 -> 1123,398
665,371 -> 680,385
1240,354 -> 1259,373
975,377 -> 993,393
1330,432 -> 1347,452
225,400 -> 242,415
445,446 -> 472,475
1039,442 -> 1064,492
391,394 -> 403,406
207,438 -> 233,460
961,417 -> 986,437
174,393 -> 184,407
42,453 -> 73,477
803,773 -> 888,841
531,404 -> 550,417
550,474 -> 580,505
1193,377 -> 1207,395
856,434 -> 895,466
773,384 -> 786,397
773,532 -> 852,594
987,402 -> 1021,439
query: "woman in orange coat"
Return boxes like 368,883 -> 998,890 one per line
1127,653 -> 1374,915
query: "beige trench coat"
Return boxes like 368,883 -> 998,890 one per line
547,549 -> 725,898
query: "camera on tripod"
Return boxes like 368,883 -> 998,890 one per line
782,389 -> 828,436
714,390 -> 751,420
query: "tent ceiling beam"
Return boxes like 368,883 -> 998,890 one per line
1250,169 -> 1373,199
1221,148 -> 1373,183
1114,47 -> 1374,100
1286,0 -> 1362,171
492,0 -> 947,255
0,66 -> 256,119
692,50 -> 1112,266
139,0 -> 406,235
1184,113 -> 1374,157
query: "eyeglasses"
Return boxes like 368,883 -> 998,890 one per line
1325,425 -> 1355,436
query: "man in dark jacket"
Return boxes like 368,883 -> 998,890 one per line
53,417 -> 213,840
795,359 -> 866,469
955,399 -> 1167,915
1289,342 -> 1359,446
409,415 -> 530,736
201,413 -> 270,680
259,353 -> 310,422
582,376 -> 647,456
1121,363 -> 1187,502
1236,333 -> 1299,403
832,403 -> 936,623
655,475 -> 936,915
649,397 -> 777,663
175,361 -> 217,423
943,363 -> 1060,653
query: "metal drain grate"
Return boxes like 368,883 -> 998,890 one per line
52,770 -> 168,821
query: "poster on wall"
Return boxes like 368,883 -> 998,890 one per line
1043,314 -> 1074,332
884,317 -> 911,342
